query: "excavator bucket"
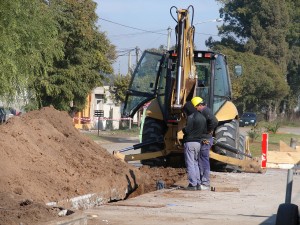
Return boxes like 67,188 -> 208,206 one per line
113,151 -> 125,161
209,151 -> 264,173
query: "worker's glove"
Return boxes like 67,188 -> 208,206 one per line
202,139 -> 210,145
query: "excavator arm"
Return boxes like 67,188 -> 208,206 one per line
170,5 -> 197,109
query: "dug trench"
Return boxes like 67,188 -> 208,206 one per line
0,106 -> 188,225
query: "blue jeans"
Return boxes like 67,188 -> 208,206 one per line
184,142 -> 201,187
199,138 -> 213,186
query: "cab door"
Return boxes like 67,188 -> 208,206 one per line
122,51 -> 164,117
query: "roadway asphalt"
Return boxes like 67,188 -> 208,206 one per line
47,168 -> 300,225
46,126 -> 300,225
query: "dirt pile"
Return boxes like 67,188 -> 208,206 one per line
0,106 -> 146,225
0,106 -> 188,225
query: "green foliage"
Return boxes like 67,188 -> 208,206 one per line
216,0 -> 289,69
249,129 -> 300,156
249,132 -> 300,157
0,0 -> 116,112
146,45 -> 166,54
263,121 -> 281,134
213,0 -> 299,117
109,74 -> 131,105
0,0 -> 63,102
36,0 -> 116,111
218,48 -> 289,113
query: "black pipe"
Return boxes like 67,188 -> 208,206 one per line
118,138 -> 164,153
213,140 -> 252,158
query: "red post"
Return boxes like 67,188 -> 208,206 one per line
261,133 -> 268,168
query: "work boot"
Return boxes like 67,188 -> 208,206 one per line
200,185 -> 210,191
156,180 -> 165,190
185,184 -> 197,191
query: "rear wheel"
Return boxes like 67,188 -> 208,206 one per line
141,117 -> 167,167
212,119 -> 241,172
238,134 -> 246,160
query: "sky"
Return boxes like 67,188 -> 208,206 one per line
94,0 -> 223,74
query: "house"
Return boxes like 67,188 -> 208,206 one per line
73,86 -> 137,130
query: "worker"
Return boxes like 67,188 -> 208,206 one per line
182,101 -> 207,191
191,96 -> 218,190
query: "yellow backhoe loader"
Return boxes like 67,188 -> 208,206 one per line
114,5 -> 262,173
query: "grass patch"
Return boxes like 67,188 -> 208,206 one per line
249,133 -> 300,157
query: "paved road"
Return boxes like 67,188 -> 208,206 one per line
47,127 -> 300,225
278,126 -> 300,135
48,168 -> 300,225
96,137 -> 141,167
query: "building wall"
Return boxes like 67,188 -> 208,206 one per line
90,86 -> 122,130
72,86 -> 138,130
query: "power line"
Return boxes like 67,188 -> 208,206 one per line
118,47 -> 136,51
109,30 -> 166,38
116,48 -> 135,53
100,18 -> 167,36
195,31 -> 220,37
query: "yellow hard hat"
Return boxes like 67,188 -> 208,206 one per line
191,97 -> 204,107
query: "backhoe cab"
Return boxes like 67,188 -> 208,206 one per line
119,6 -> 261,173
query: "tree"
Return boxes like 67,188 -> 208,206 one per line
36,0 -> 117,111
216,47 -> 289,119
109,74 -> 131,105
146,45 -> 166,54
0,0 -> 63,107
285,0 -> 300,117
217,0 -> 289,72
211,0 -> 297,119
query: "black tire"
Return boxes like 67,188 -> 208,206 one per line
141,117 -> 167,167
276,203 -> 299,225
212,119 -> 241,172
238,134 -> 246,160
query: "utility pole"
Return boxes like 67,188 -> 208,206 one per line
128,51 -> 132,75
167,27 -> 172,50
135,46 -> 140,66
135,46 -> 140,127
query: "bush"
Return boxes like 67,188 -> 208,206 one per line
264,121 -> 281,134
247,124 -> 262,142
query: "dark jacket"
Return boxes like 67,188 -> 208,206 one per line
182,102 -> 207,143
200,106 -> 218,139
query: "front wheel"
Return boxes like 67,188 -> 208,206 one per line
141,117 -> 167,167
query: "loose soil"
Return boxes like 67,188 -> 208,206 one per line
0,107 -> 186,225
